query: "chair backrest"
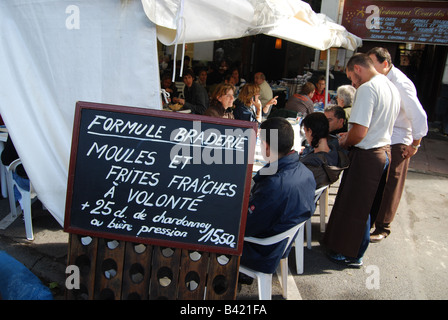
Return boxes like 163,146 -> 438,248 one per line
7,158 -> 33,196
8,158 -> 22,173
278,221 -> 306,259
314,185 -> 328,204
244,220 -> 306,258
175,81 -> 185,98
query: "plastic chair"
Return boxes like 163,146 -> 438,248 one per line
239,220 -> 306,300
175,81 -> 185,98
0,140 -> 8,198
5,159 -> 36,240
295,185 -> 328,274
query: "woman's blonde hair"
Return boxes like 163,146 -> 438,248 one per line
237,83 -> 260,106
211,83 -> 235,101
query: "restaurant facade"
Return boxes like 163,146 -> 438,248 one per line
338,0 -> 448,129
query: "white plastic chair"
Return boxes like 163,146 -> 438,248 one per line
175,81 -> 185,98
0,140 -> 8,198
239,220 -> 306,300
5,159 -> 36,240
295,185 -> 328,274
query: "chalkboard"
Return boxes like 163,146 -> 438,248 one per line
64,101 -> 257,255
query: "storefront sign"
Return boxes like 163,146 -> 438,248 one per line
342,0 -> 448,45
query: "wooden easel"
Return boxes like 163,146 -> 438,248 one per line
65,233 -> 240,300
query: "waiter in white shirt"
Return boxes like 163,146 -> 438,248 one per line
367,47 -> 428,242
323,53 -> 400,267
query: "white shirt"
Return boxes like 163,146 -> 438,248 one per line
349,74 -> 400,149
387,66 -> 428,145
258,80 -> 273,108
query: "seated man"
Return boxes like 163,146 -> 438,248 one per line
312,75 -> 331,104
254,72 -> 276,115
324,105 -> 347,135
284,82 -> 315,117
240,117 -> 316,275
1,136 -> 29,202
173,69 -> 209,115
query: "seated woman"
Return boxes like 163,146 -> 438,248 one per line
299,112 -> 347,188
234,83 -> 277,124
336,84 -> 356,123
233,83 -> 262,124
204,83 -> 235,119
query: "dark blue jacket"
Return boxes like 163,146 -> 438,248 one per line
233,100 -> 258,123
241,151 -> 316,273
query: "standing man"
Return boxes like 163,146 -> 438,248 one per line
367,47 -> 428,242
323,53 -> 400,267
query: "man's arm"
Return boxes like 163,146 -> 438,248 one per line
339,123 -> 368,149
402,138 -> 422,159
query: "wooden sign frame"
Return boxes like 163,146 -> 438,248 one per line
64,101 -> 257,256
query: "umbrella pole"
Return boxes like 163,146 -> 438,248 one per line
325,48 -> 330,110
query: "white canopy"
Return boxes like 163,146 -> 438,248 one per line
0,0 -> 161,226
0,0 -> 361,227
142,0 -> 362,51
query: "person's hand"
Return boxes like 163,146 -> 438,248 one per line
251,96 -> 262,111
402,144 -> 418,159
262,96 -> 278,114
267,96 -> 278,107
337,132 -> 348,149
173,97 -> 185,105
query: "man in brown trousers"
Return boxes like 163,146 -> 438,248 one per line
323,53 -> 400,267
367,47 -> 428,242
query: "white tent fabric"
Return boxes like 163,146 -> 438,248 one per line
0,0 -> 361,228
142,0 -> 362,51
253,1 -> 362,51
0,0 -> 161,226
142,0 -> 255,45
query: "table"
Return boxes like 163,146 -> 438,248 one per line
251,121 -> 329,233
252,120 -> 304,175
162,107 -> 191,113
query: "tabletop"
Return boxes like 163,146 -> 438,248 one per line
252,120 -> 304,174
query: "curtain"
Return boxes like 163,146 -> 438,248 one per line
0,0 -> 161,225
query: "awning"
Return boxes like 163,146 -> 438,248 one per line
142,0 -> 362,51
0,0 -> 361,228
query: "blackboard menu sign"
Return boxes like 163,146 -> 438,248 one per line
64,101 -> 257,255
342,0 -> 448,45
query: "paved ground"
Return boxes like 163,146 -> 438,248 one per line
238,170 -> 448,300
238,129 -> 448,300
0,129 -> 447,300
